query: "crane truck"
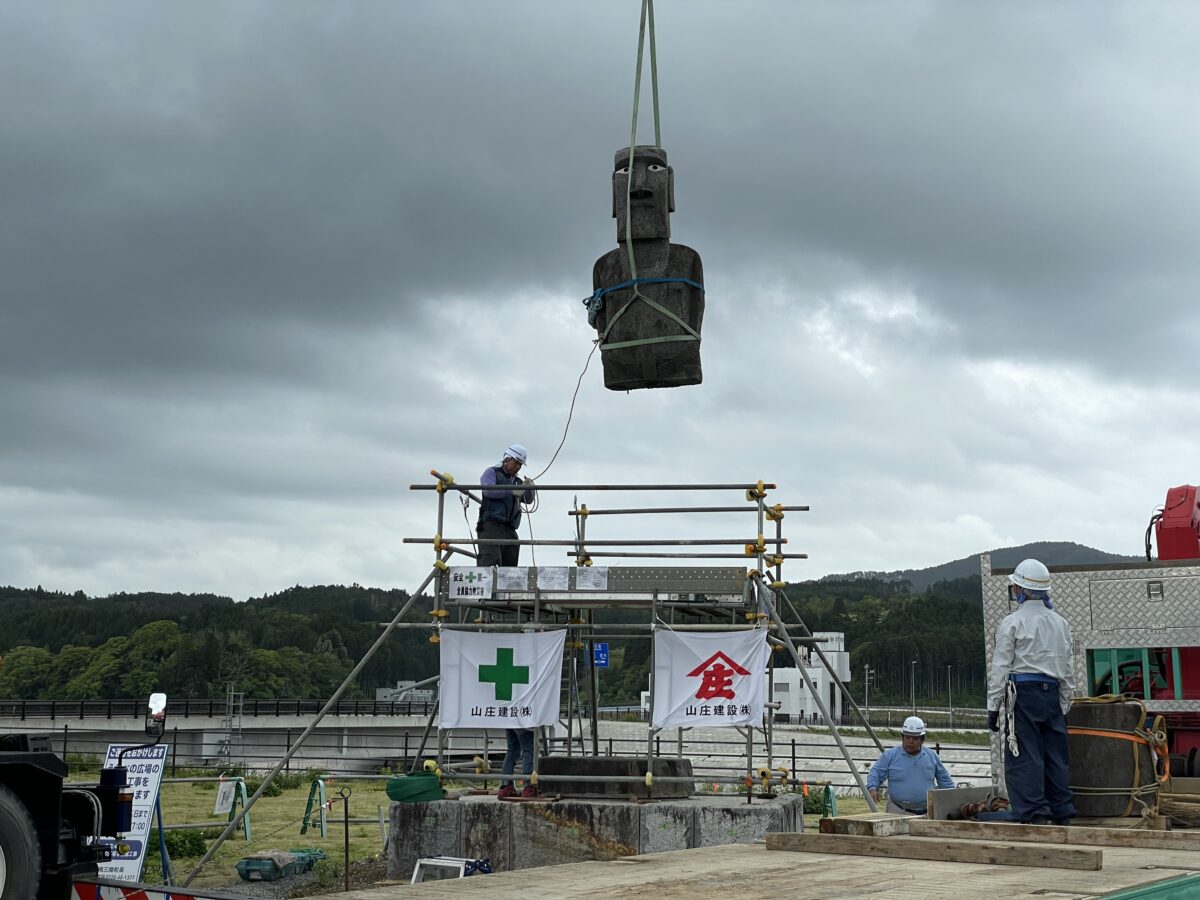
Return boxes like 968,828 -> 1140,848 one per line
0,694 -> 167,900
982,484 -> 1200,772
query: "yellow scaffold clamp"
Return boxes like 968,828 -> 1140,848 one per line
434,558 -> 449,571
757,766 -> 771,789
644,772 -> 654,788
765,503 -> 785,521
765,555 -> 784,568
433,533 -> 449,552
431,470 -> 455,494
777,767 -> 790,789
744,611 -> 768,623
423,759 -> 443,779
576,555 -> 593,567
746,480 -> 767,501
744,535 -> 766,556
473,755 -> 492,775
578,504 -> 589,518
771,580 -> 786,590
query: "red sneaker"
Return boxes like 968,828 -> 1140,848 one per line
497,785 -> 516,799
520,785 -> 538,798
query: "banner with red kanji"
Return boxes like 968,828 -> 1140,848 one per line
651,629 -> 770,727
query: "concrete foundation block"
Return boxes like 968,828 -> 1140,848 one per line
640,802 -> 695,853
386,800 -> 461,880
387,793 -> 804,876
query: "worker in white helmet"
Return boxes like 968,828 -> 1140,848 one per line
866,715 -> 954,815
985,558 -> 1076,825
476,443 -> 536,568
478,443 -> 539,799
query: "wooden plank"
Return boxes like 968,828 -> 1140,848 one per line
910,818 -> 1200,850
926,785 -> 998,820
1167,777 -> 1200,794
765,832 -> 1103,871
1076,814 -> 1169,831
819,813 -> 911,837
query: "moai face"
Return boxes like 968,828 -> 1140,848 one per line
612,145 -> 675,242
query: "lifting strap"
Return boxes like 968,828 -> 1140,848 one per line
594,0 -> 701,353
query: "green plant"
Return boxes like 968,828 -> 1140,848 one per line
242,777 -> 282,797
310,860 -> 343,890
153,829 -> 206,859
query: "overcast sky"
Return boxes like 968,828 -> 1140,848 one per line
3,1 -> 1199,600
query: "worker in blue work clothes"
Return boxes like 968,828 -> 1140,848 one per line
985,558 -> 1077,825
867,716 -> 955,815
476,444 -> 536,568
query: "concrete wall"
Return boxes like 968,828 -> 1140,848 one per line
388,794 -> 804,879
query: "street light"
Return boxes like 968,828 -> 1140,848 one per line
947,664 -> 953,731
911,659 -> 917,715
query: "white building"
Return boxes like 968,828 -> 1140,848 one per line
767,632 -> 852,724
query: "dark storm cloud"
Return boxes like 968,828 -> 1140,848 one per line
3,1 -> 1199,595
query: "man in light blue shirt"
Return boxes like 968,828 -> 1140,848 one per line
867,715 -> 955,815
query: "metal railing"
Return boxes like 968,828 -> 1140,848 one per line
0,698 -> 437,721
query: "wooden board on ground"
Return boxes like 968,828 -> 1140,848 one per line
909,818 -> 1200,851
371,841 -> 1200,898
765,832 -> 1102,871
926,784 -> 997,820
819,814 -> 911,837
1075,814 -> 1168,831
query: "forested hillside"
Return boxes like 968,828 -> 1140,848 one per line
0,585 -> 437,699
1,577 -> 988,706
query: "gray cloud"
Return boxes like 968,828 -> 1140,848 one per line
3,1 -> 1199,596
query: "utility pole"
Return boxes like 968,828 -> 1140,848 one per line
910,659 -> 917,715
947,664 -> 953,731
863,664 -> 871,724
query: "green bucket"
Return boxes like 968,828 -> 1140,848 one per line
386,772 -> 443,803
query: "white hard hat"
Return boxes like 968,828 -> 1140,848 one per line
1009,558 -> 1051,593
504,444 -> 528,464
901,716 -> 926,736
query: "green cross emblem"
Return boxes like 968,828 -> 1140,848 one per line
478,647 -> 529,701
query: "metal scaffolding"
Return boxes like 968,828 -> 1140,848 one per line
405,474 -> 882,808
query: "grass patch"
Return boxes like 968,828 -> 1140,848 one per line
68,772 -> 392,890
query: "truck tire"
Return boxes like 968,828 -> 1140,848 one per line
0,784 -> 40,900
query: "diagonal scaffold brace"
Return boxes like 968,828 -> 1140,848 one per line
180,553 -> 453,886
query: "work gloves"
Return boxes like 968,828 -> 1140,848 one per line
987,710 -> 1000,733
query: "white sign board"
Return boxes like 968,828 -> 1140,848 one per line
535,566 -> 569,591
213,779 -> 237,816
448,567 -> 493,600
495,567 -> 529,591
575,567 -> 609,590
97,743 -> 169,882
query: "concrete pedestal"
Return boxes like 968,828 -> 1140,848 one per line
387,793 -> 804,879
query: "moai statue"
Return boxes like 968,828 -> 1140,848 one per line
586,146 -> 704,390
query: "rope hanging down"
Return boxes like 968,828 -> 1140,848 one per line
584,0 -> 706,387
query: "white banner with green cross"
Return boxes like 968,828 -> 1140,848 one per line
439,629 -> 567,728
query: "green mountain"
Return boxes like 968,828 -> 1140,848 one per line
822,541 -> 1140,592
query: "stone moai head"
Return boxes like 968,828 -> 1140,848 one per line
612,145 -> 674,242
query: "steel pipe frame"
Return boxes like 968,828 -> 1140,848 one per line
406,478 -> 868,812
404,537 -> 784,546
568,505 -> 810,516
390,621 -> 826,635
439,771 -> 790,786
575,551 -> 808,559
411,482 -> 778,492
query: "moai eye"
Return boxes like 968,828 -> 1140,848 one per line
648,164 -> 666,173
616,166 -> 630,175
